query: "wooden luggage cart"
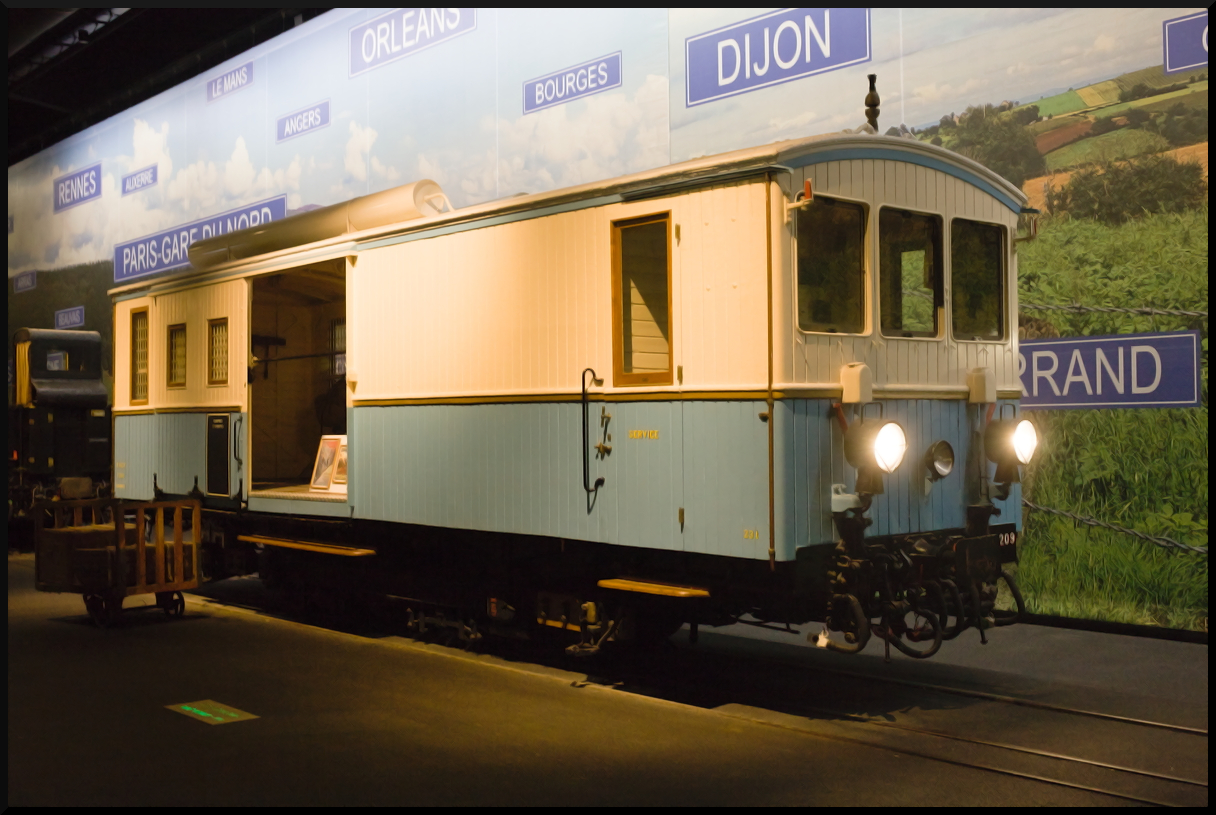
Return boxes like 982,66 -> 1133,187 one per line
33,498 -> 202,627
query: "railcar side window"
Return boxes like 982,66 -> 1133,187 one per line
167,323 -> 187,388
208,318 -> 228,385
131,309 -> 148,402
612,214 -> 672,386
951,219 -> 1005,341
880,208 -> 942,338
796,196 -> 865,334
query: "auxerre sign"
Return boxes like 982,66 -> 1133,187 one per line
113,196 -> 287,283
1019,332 -> 1202,410
685,8 -> 871,107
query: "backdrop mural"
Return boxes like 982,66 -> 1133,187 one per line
8,8 -> 1208,630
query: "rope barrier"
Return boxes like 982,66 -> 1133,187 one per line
1021,303 -> 1208,319
1022,499 -> 1208,555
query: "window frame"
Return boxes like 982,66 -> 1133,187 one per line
130,307 -> 149,404
791,192 -> 872,337
611,212 -> 673,387
208,317 -> 229,386
167,323 -> 187,389
877,204 -> 945,341
948,216 -> 1008,343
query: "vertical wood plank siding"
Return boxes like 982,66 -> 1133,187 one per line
114,279 -> 249,411
777,160 -> 1020,393
114,412 -> 245,499
350,181 -> 769,400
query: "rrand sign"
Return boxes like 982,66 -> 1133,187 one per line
1019,332 -> 1202,409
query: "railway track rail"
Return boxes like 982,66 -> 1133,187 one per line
187,582 -> 1208,807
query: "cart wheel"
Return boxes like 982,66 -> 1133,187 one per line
161,590 -> 186,617
84,594 -> 106,627
85,594 -> 119,628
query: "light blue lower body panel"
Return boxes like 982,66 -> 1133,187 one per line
349,398 -> 1022,561
774,398 -> 1022,553
114,412 -> 247,501
351,398 -> 1022,562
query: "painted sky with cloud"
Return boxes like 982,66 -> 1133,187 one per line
8,7 -> 1206,278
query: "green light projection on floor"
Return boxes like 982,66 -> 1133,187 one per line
168,699 -> 259,725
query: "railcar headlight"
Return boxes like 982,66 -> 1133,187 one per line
1012,420 -> 1037,465
874,423 -> 907,474
845,419 -> 906,495
925,440 -> 955,480
985,417 -> 1038,485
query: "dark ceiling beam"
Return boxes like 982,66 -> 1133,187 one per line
8,9 -> 328,167
8,9 -> 137,90
7,8 -> 79,58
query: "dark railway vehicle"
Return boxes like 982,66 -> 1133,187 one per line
105,85 -> 1037,658
9,328 -> 112,530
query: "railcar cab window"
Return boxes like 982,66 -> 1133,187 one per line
880,208 -> 942,338
612,214 -> 672,386
951,218 -> 1005,341
795,195 -> 866,334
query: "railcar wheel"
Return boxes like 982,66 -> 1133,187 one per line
993,570 -> 1026,626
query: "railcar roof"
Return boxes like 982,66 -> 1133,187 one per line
111,130 -> 1027,296
13,328 -> 103,345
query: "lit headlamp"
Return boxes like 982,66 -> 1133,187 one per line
985,418 -> 1037,485
845,420 -> 907,494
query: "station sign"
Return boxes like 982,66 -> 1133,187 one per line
55,306 -> 86,329
1163,11 -> 1207,75
122,165 -> 158,196
685,8 -> 871,107
1019,331 -> 1201,409
53,162 -> 102,213
525,53 -> 623,114
207,61 -> 254,102
13,270 -> 36,293
349,8 -> 476,77
277,100 -> 331,142
113,195 -> 287,283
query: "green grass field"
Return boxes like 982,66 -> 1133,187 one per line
1045,128 -> 1170,171
1029,115 -> 1086,136
1022,89 -> 1087,118
1012,206 -> 1209,630
1088,82 -> 1208,119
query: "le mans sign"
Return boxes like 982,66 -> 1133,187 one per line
1019,331 -> 1202,410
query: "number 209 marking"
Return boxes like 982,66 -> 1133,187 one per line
743,529 -> 760,539
999,532 -> 1017,547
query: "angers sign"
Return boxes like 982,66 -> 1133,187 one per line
1019,332 -> 1202,410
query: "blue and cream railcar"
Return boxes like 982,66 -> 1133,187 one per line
109,122 -> 1037,656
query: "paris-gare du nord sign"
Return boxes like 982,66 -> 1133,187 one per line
1019,332 -> 1202,410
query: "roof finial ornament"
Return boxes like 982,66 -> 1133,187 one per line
864,74 -> 880,132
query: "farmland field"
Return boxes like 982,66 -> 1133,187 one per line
1034,119 -> 1092,155
1029,115 -> 1086,135
1023,89 -> 1087,118
1021,141 -> 1208,211
1014,206 -> 1209,630
1089,82 -> 1208,118
1045,128 -> 1170,171
1076,79 -> 1121,107
1111,63 -> 1201,93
